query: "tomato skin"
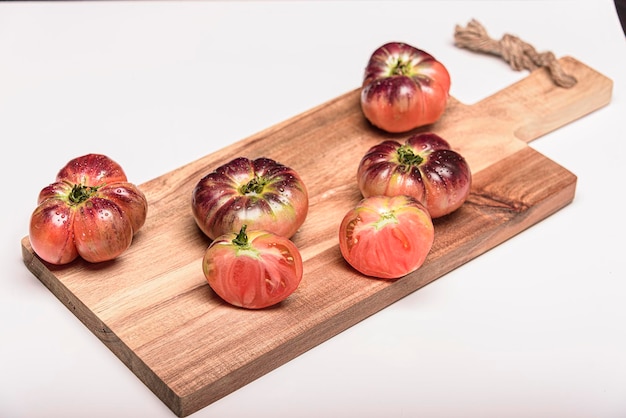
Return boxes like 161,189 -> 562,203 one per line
54,153 -> 128,185
191,157 -> 309,240
202,226 -> 303,309
338,195 -> 434,280
357,132 -> 471,218
98,183 -> 149,233
361,42 -> 451,133
29,189 -> 79,265
29,154 -> 148,265
71,197 -> 134,263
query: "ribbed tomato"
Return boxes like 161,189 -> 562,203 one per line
191,157 -> 308,240
357,132 -> 471,218
29,154 -> 148,265
361,41 -> 451,133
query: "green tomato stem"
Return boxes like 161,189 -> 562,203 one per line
390,58 -> 412,76
232,224 -> 251,248
68,183 -> 103,205
232,225 -> 262,259
240,175 -> 267,195
396,145 -> 423,168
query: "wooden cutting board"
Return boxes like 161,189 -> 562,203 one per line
21,56 -> 612,417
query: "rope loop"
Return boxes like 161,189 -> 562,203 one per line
454,19 -> 577,88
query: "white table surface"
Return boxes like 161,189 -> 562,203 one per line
2,1 -> 625,417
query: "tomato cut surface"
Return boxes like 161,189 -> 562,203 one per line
202,225 -> 303,309
338,195 -> 434,279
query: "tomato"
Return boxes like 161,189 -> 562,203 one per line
29,154 -> 148,265
191,156 -> 309,240
338,195 -> 434,279
202,225 -> 303,309
357,132 -> 472,218
360,41 -> 451,133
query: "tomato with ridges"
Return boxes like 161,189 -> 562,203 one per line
192,157 -> 308,240
29,154 -> 148,265
357,132 -> 471,218
361,42 -> 451,133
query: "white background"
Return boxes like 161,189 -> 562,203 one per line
2,1 -> 625,417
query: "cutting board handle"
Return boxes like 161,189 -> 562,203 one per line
472,56 -> 613,143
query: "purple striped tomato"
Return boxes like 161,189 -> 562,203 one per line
191,157 -> 308,240
361,42 -> 451,133
357,132 -> 471,218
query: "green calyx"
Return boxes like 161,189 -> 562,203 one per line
232,224 -> 250,248
232,225 -> 261,259
68,183 -> 102,205
240,175 -> 267,195
390,58 -> 413,77
396,145 -> 423,169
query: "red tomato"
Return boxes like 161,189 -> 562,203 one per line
202,225 -> 303,309
338,195 -> 434,279
357,132 -> 471,218
191,156 -> 309,240
29,154 -> 148,265
361,42 -> 451,133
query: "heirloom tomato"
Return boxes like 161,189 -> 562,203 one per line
192,157 -> 308,240
338,195 -> 434,280
357,132 -> 471,218
202,225 -> 303,309
361,42 -> 451,133
29,154 -> 148,265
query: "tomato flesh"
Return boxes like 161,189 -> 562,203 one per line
203,226 -> 303,309
339,195 -> 434,279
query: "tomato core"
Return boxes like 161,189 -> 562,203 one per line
389,58 -> 412,77
396,145 -> 423,169
68,183 -> 102,205
374,211 -> 398,230
240,175 -> 267,195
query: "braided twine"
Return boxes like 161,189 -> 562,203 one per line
454,19 -> 577,88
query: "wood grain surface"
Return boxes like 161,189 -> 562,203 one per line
21,56 -> 612,417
